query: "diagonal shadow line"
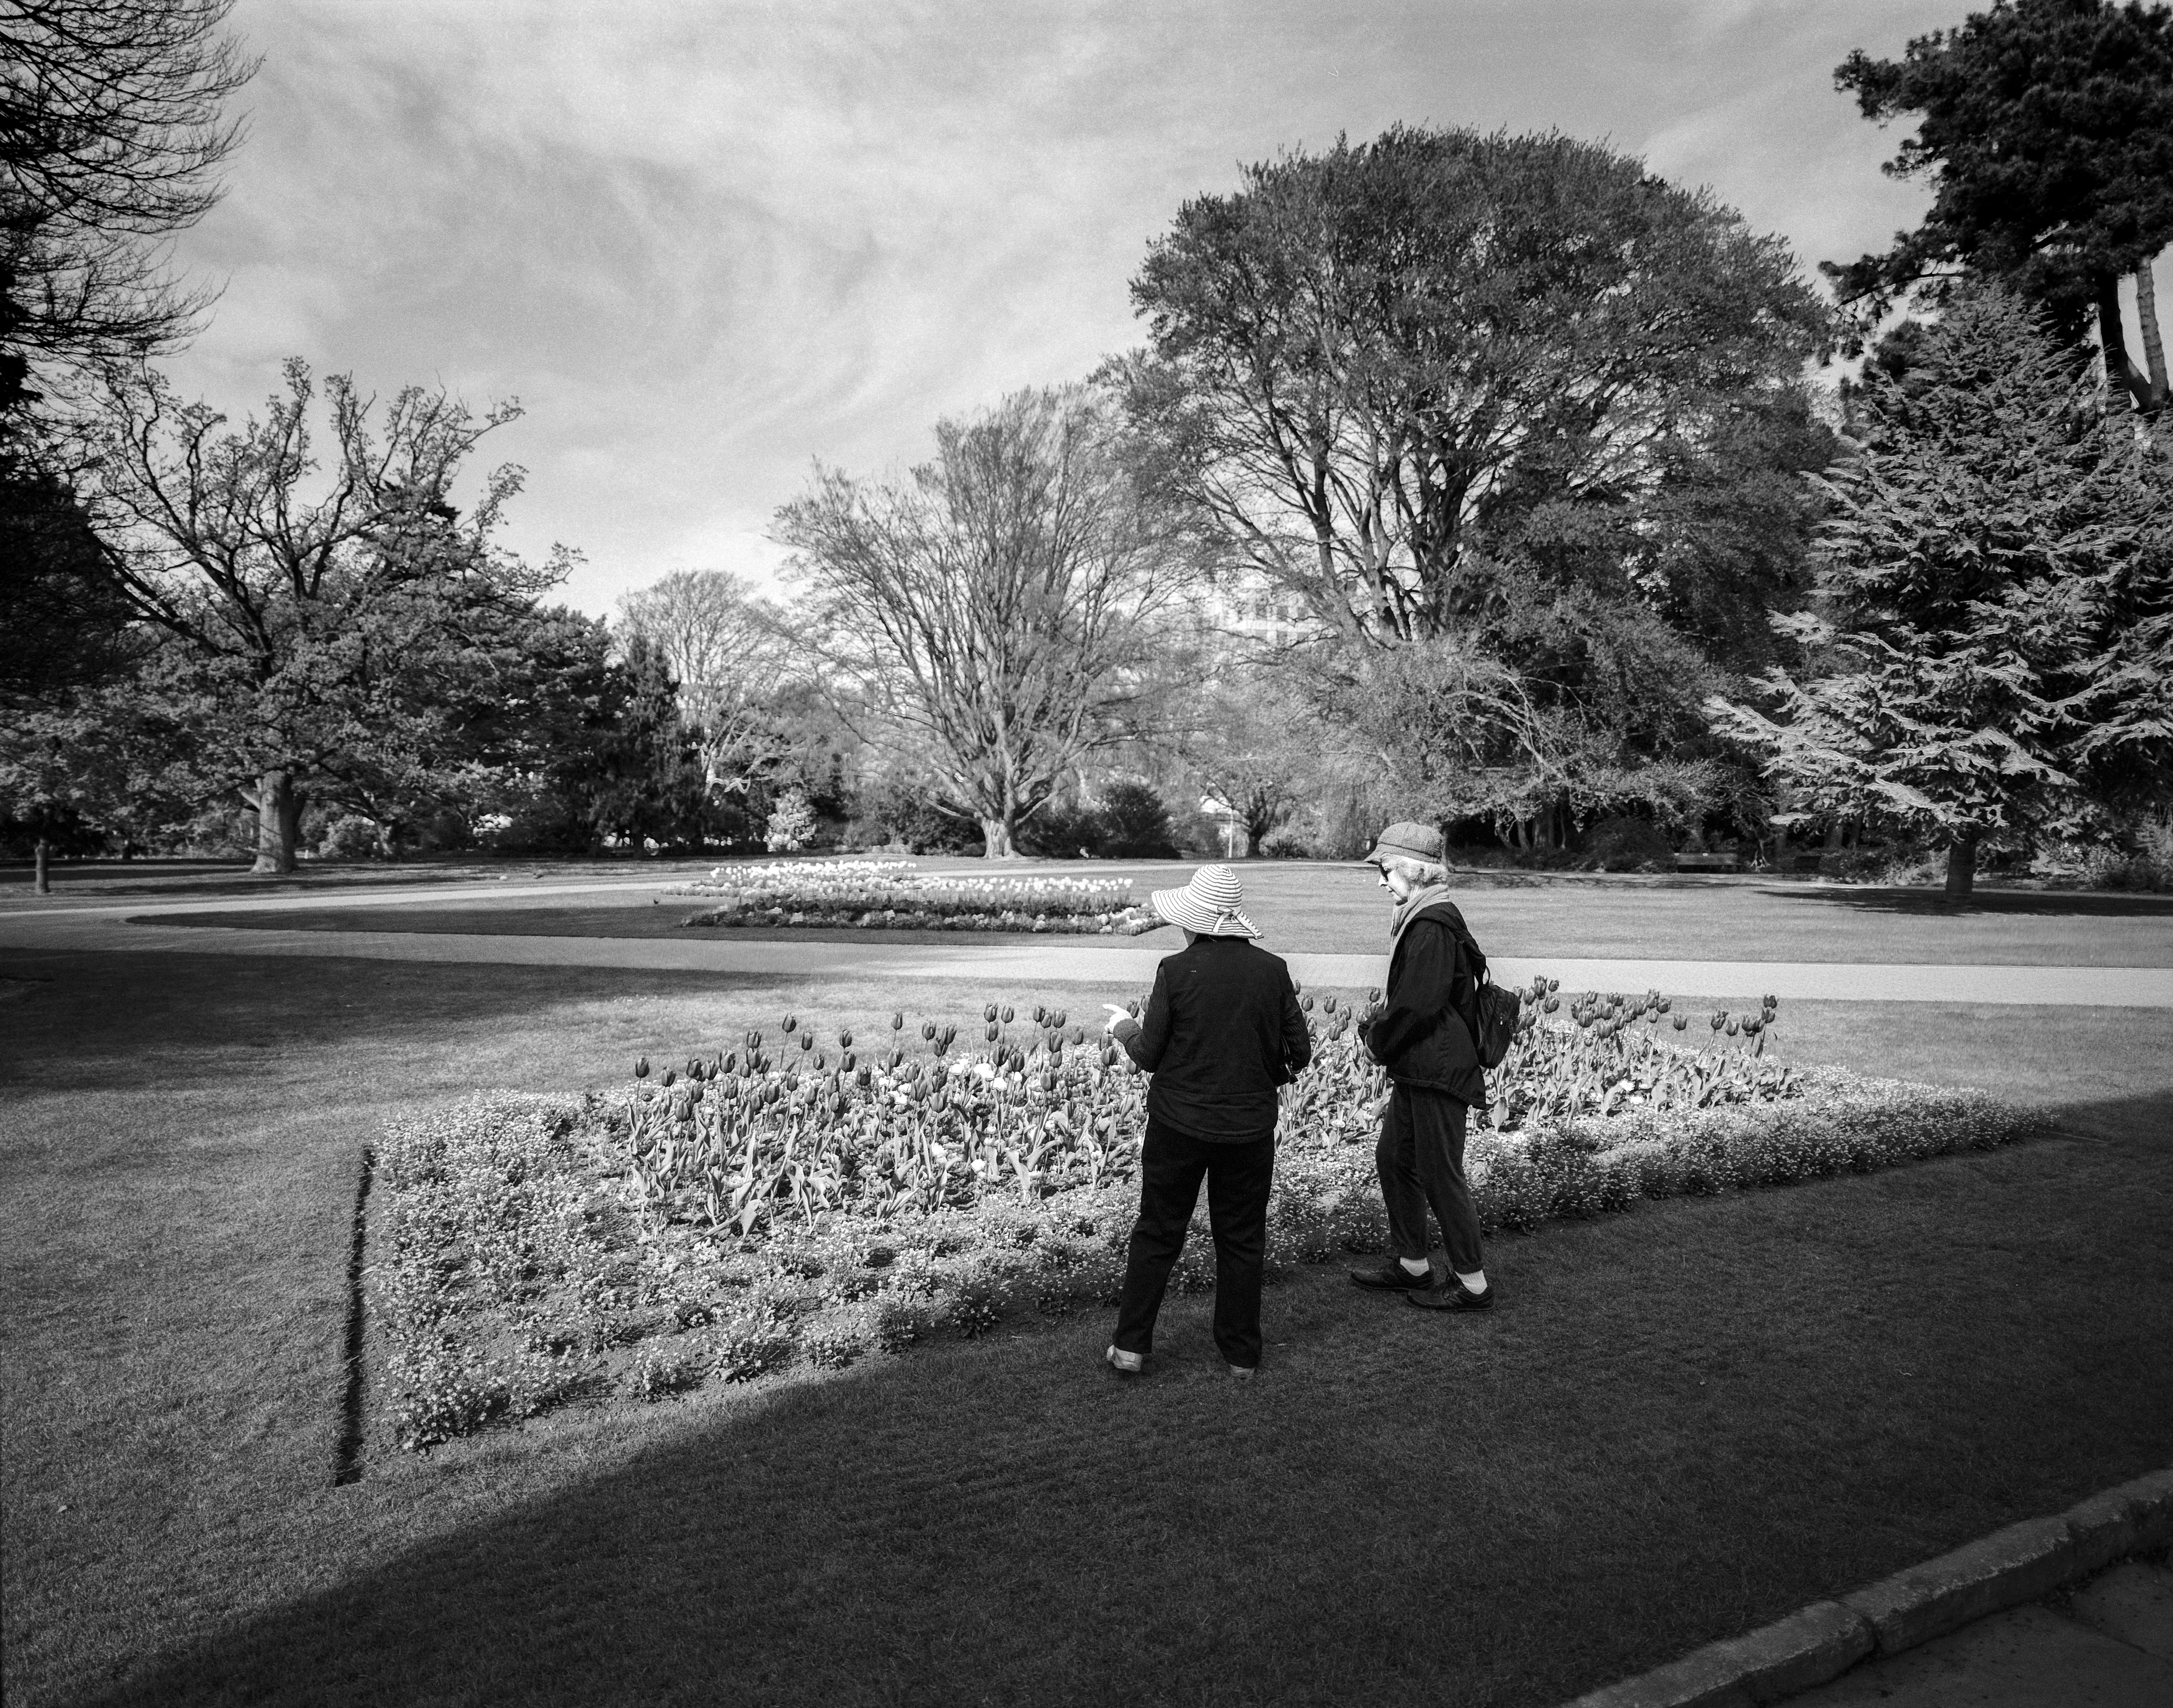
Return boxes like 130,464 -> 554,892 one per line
333,1144 -> 374,1488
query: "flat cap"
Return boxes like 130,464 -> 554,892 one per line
1361,821 -> 1445,866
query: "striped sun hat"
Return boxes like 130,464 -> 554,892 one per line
1149,864 -> 1260,938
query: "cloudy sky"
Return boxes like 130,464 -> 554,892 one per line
163,0 -> 2059,615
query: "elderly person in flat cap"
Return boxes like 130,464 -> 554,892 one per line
1101,863 -> 1312,1378
1351,822 -> 1494,1312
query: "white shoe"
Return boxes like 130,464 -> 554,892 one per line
1106,1345 -> 1144,1375
1227,1363 -> 1256,1380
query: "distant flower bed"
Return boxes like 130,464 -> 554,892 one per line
370,984 -> 2039,1450
676,860 -> 1161,935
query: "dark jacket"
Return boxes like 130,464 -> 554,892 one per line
1111,936 -> 1313,1142
1361,899 -> 1486,1106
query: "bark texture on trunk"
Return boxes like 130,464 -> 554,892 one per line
1943,833 -> 1979,902
979,816 -> 1017,859
250,769 -> 301,875
2136,258 -> 2169,415
2099,274 -> 2148,410
34,836 -> 50,895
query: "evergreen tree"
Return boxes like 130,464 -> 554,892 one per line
1710,286 -> 2170,897
1827,0 -> 2173,409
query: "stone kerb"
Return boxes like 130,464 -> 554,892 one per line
1563,1467 -> 2173,1708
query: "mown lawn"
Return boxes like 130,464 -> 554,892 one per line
116,856 -> 2173,966
2,944 -> 2169,1707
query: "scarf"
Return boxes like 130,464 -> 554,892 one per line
1388,882 -> 1452,948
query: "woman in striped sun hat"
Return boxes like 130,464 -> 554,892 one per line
1100,864 -> 1312,1378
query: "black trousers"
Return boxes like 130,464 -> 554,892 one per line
1376,1085 -> 1485,1277
1112,1116 -> 1276,1369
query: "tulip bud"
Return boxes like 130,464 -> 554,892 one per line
1547,979 -> 1559,992
922,1020 -> 937,1040
662,1069 -> 676,1087
799,1032 -> 813,1052
1725,1019 -> 1740,1036
634,1056 -> 650,1079
840,1029 -> 853,1049
1301,994 -> 1314,1011
1053,1009 -> 1068,1028
1673,1014 -> 1688,1031
782,1015 -> 797,1033
984,1003 -> 998,1023
986,1021 -> 1000,1042
841,1051 -> 856,1072
1001,1005 -> 1014,1024
722,1052 -> 737,1075
1711,1012 -> 1726,1031
1032,1004 -> 1047,1024
891,1012 -> 905,1031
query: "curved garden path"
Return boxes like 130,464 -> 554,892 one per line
5,870 -> 2173,1004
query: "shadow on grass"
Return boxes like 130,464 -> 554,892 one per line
1763,886 -> 2173,920
63,1091 -> 2173,1708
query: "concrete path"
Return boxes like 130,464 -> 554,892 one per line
1785,1558 -> 2173,1706
7,910 -> 2173,1005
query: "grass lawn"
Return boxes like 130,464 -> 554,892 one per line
3,943 -> 2170,1708
114,857 -> 2173,965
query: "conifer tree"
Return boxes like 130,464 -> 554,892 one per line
1709,286 -> 2170,898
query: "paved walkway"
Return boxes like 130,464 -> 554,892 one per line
1785,1558 -> 2173,1707
6,908 -> 2173,1004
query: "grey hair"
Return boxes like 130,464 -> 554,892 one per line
1384,854 -> 1448,886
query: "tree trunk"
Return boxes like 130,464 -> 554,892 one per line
1943,833 -> 1979,903
979,815 -> 1016,860
249,770 -> 301,875
34,836 -> 50,895
2098,274 -> 2149,410
2136,258 -> 2169,415
1244,823 -> 1264,858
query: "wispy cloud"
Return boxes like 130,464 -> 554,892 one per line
168,0 -> 1961,612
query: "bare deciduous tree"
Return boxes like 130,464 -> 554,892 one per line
776,385 -> 1187,858
615,568 -> 790,797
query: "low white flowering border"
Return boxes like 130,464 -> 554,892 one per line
369,1069 -> 2040,1451
674,861 -> 1162,936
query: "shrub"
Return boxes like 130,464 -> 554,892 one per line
764,789 -> 818,853
1098,781 -> 1179,858
1259,828 -> 1318,859
1579,816 -> 1674,872
320,814 -> 384,861
1023,800 -> 1108,858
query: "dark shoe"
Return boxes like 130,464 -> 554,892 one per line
1351,1261 -> 1435,1291
1406,1279 -> 1494,1312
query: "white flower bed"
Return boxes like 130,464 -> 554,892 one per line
676,860 -> 1160,934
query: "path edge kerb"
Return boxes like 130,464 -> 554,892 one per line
1559,1466 -> 2173,1708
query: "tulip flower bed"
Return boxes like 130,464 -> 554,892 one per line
370,982 -> 2038,1450
676,860 -> 1161,934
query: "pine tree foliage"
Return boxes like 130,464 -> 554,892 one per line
1708,286 -> 2171,892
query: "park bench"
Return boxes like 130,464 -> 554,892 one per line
1672,851 -> 1740,873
